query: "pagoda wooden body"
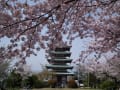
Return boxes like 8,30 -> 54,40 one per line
46,46 -> 74,87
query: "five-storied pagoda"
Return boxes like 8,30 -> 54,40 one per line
46,46 -> 74,87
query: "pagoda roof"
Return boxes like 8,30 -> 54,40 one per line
55,46 -> 71,51
47,58 -> 72,63
50,51 -> 71,54
50,51 -> 71,57
46,65 -> 73,69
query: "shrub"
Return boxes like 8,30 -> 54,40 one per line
67,79 -> 78,88
33,80 -> 45,88
23,75 -> 47,88
100,80 -> 116,90
48,79 -> 57,88
5,72 -> 22,88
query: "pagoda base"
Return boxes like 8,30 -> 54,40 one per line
56,75 -> 67,88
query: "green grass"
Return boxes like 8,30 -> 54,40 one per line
33,88 -> 101,90
9,88 -> 101,90
7,88 -> 20,90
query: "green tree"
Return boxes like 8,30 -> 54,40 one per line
0,48 -> 11,80
100,79 -> 116,90
84,73 -> 100,88
0,61 -> 9,80
23,75 -> 45,88
5,70 -> 22,88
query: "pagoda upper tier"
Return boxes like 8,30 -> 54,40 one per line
49,51 -> 71,57
55,46 -> 71,51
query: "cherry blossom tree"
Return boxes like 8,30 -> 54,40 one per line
0,0 -> 119,68
81,54 -> 120,88
14,60 -> 32,78
103,55 -> 120,82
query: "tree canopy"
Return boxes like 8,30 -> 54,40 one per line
0,0 -> 119,66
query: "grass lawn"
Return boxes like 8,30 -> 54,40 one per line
33,88 -> 101,90
8,88 -> 101,90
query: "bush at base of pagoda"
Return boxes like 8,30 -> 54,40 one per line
48,79 -> 57,88
67,79 -> 78,88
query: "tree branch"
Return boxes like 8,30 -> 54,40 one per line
17,14 -> 52,38
2,6 -> 58,29
100,0 -> 119,5
1,0 -> 118,31
2,0 -> 78,30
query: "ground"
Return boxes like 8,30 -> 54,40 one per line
7,88 -> 101,90
33,88 -> 101,90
